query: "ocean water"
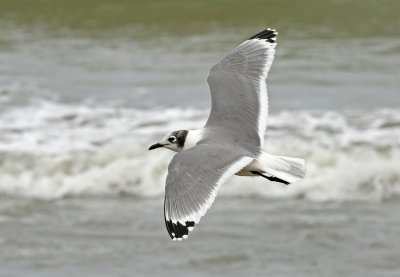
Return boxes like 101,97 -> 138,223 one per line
1,1 -> 400,276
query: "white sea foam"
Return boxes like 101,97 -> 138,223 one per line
0,90 -> 399,201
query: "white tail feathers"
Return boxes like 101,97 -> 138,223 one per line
260,152 -> 306,184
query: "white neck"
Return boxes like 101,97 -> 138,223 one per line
182,129 -> 204,151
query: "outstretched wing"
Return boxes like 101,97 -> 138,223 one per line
206,28 -> 277,153
164,143 -> 253,240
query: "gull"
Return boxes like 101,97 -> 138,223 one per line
149,28 -> 306,240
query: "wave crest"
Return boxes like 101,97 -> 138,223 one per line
1,96 -> 399,201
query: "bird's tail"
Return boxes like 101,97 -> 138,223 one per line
257,152 -> 306,184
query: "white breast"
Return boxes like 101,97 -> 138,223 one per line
182,129 -> 204,151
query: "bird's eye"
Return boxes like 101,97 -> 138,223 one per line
168,136 -> 176,143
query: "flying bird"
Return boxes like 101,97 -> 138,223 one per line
149,28 -> 306,240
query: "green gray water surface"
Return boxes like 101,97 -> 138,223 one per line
1,197 -> 400,277
1,0 -> 400,39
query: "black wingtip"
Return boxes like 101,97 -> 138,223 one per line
249,28 -> 278,43
165,220 -> 195,241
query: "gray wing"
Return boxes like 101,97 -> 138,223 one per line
164,143 -> 253,240
206,28 -> 277,154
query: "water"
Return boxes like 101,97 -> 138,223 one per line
1,1 -> 400,276
1,198 -> 399,277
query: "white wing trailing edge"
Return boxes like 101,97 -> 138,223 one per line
206,28 -> 278,151
164,144 -> 253,240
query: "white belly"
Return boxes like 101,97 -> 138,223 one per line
236,159 -> 264,176
235,152 -> 306,183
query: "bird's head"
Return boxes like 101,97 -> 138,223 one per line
149,130 -> 188,153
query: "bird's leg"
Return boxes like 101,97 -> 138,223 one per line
251,171 -> 290,185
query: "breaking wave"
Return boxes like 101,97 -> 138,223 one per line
1,84 -> 399,201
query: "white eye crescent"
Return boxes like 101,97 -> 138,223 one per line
168,136 -> 176,143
